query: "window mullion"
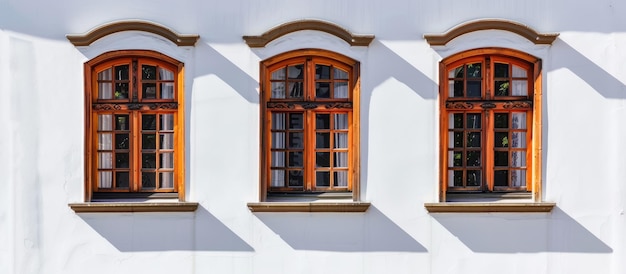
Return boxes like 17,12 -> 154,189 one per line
484,109 -> 494,192
304,110 -> 314,191
131,111 -> 140,192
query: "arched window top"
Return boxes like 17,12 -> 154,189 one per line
67,20 -> 200,47
243,20 -> 374,47
424,19 -> 558,46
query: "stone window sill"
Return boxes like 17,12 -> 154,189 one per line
247,202 -> 371,212
69,202 -> 199,213
424,202 -> 555,213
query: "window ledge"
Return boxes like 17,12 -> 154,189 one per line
247,202 -> 371,212
69,202 -> 199,213
424,202 -> 555,213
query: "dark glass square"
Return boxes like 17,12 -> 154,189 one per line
494,151 -> 509,166
466,151 -> 481,167
142,134 -> 156,149
288,170 -> 303,186
316,82 -> 331,98
494,63 -> 509,78
467,81 -> 481,97
495,81 -> 510,96
142,172 -> 156,188
142,153 -> 156,169
115,153 -> 129,168
142,114 -> 157,130
495,132 -> 509,147
494,113 -> 509,128
453,170 -> 463,186
115,65 -> 129,80
288,65 -> 303,79
466,63 -> 481,77
142,65 -> 157,80
453,114 -> 463,128
466,170 -> 481,186
288,113 -> 303,129
116,172 -> 129,188
467,132 -> 481,147
466,114 -> 481,129
115,134 -> 129,149
115,115 -> 129,130
114,83 -> 129,99
316,133 -> 330,148
316,152 -> 330,167
315,65 -> 331,79
143,83 -> 157,99
316,171 -> 330,187
494,170 -> 508,186
288,132 -> 303,148
316,114 -> 330,129
453,152 -> 462,167
453,80 -> 464,97
453,131 -> 463,147
288,152 -> 303,167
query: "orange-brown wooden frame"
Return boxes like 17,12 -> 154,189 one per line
84,50 -> 186,201
439,48 -> 542,202
259,49 -> 361,201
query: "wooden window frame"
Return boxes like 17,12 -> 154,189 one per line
438,48 -> 544,203
258,49 -> 361,202
84,50 -> 186,202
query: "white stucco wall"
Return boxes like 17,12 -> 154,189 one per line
1,1 -> 625,273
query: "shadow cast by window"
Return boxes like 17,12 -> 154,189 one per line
254,206 -> 426,252
78,206 -> 254,252
431,206 -> 612,253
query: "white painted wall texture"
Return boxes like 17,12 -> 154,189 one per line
1,0 -> 625,273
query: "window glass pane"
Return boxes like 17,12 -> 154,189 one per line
334,113 -> 348,129
512,80 -> 527,96
511,113 -> 526,129
271,132 -> 285,149
271,152 -> 285,167
334,152 -> 348,167
114,83 -> 129,99
288,152 -> 303,167
288,82 -> 303,98
494,113 -> 508,128
98,152 -> 112,169
316,152 -> 330,167
316,133 -> 330,148
494,132 -> 509,147
315,65 -> 331,79
494,151 -> 508,166
495,81 -> 509,96
160,172 -> 174,188
115,153 -> 129,168
271,82 -> 286,98
334,68 -> 349,79
142,114 -> 157,130
449,113 -> 463,129
160,153 -> 174,169
161,83 -> 175,99
160,134 -> 174,149
160,114 -> 174,130
271,113 -> 285,130
143,83 -> 157,99
98,114 -> 112,131
98,83 -> 113,99
142,153 -> 156,168
316,171 -> 330,187
511,151 -> 526,167
466,151 -> 481,167
449,131 -> 462,148
289,113 -> 303,129
334,133 -> 348,148
142,172 -> 156,188
449,80 -> 464,97
316,82 -> 331,98
271,170 -> 285,187
334,171 -> 348,187
466,132 -> 481,147
466,81 -> 481,97
466,114 -> 481,129
494,63 -> 509,78
271,68 -> 286,80
288,65 -> 304,79
288,170 -> 303,187
466,170 -> 481,186
448,170 -> 463,187
142,134 -> 156,149
98,171 -> 112,188
98,68 -> 112,80
115,115 -> 129,131
334,82 -> 349,98
511,170 -> 526,187
159,67 -> 174,80
512,65 -> 527,77
142,65 -> 157,80
494,170 -> 508,186
448,66 -> 463,78
288,132 -> 303,148
448,151 -> 462,167
466,63 -> 481,77
316,114 -> 330,129
115,134 -> 129,149
98,134 -> 112,150
511,132 -> 526,148
116,172 -> 129,188
115,65 -> 129,80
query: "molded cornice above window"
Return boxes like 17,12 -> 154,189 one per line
66,20 -> 200,47
424,19 -> 559,46
243,19 -> 375,47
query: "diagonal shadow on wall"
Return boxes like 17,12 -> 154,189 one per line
254,206 -> 426,252
431,206 -> 612,253
78,206 -> 254,252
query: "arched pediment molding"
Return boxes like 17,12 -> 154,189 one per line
67,20 -> 200,47
424,19 -> 558,46
243,19 -> 374,47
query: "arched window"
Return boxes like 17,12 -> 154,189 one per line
260,49 -> 361,199
84,50 -> 185,201
440,48 -> 542,202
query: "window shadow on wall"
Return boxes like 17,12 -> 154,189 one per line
431,207 -> 612,253
254,206 -> 426,252
78,206 -> 254,252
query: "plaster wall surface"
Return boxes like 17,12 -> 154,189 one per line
0,1 -> 624,273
